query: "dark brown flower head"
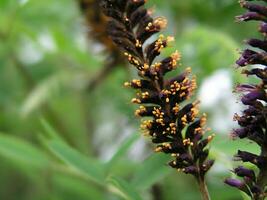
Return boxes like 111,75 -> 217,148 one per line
225,1 -> 267,199
100,0 -> 214,178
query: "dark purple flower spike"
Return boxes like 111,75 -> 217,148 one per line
225,1 -> 267,199
100,0 -> 214,199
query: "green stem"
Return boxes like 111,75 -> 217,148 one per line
196,175 -> 211,200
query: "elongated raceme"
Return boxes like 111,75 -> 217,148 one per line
225,1 -> 267,199
100,0 -> 214,199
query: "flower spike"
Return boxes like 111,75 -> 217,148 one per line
225,1 -> 267,200
100,1 -> 214,199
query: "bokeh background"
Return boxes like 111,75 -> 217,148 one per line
0,0 -> 261,199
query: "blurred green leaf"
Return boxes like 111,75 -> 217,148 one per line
0,133 -> 49,168
52,173 -> 105,200
108,176 -> 142,200
20,70 -> 90,116
132,153 -> 172,190
40,117 -> 64,142
107,134 -> 139,170
46,139 -> 106,185
177,26 -> 240,80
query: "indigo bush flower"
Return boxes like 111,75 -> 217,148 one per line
225,1 -> 267,199
100,0 -> 214,199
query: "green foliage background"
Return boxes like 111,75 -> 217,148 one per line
0,0 -> 260,199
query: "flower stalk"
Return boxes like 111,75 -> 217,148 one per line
100,0 -> 214,199
225,1 -> 267,199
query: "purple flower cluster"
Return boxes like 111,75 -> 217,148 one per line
100,0 -> 214,181
225,1 -> 267,199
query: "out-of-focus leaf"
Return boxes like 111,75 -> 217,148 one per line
132,153 -> 172,190
0,133 -> 49,168
40,117 -> 64,142
176,26 -> 240,80
107,134 -> 139,169
52,173 -> 105,200
46,139 -> 106,185
107,176 -> 142,200
20,70 -> 90,116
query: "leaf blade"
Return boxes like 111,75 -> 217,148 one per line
46,139 -> 106,185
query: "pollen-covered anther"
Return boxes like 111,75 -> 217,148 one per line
168,50 -> 181,68
191,106 -> 199,119
140,120 -> 153,136
131,98 -> 141,104
154,146 -> 162,152
154,34 -> 166,52
171,50 -> 181,61
163,142 -> 172,149
152,107 -> 164,118
153,17 -> 168,30
186,67 -> 192,73
141,92 -> 150,99
135,39 -> 142,48
200,113 -> 207,127
190,76 -> 197,91
153,62 -> 162,72
208,134 -> 215,142
194,127 -> 203,134
124,52 -> 140,66
156,118 -> 165,126
132,79 -> 142,87
183,138 -> 193,146
179,92 -> 186,98
169,123 -> 177,134
124,82 -> 131,87
172,103 -> 180,115
181,115 -> 188,125
161,89 -> 171,102
162,89 -> 172,96
170,81 -> 181,94
145,22 -> 153,31
135,106 -> 147,116
142,63 -> 149,71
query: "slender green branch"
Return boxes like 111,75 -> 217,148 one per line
196,175 -> 211,200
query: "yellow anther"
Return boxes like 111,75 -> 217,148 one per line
163,143 -> 172,149
143,63 -> 149,70
154,147 -> 163,152
132,79 -> 142,87
135,106 -> 146,117
135,39 -> 142,48
131,98 -> 141,104
124,82 -> 131,87
153,17 -> 168,29
181,115 -> 188,125
172,103 -> 180,115
208,134 -> 215,142
141,92 -> 149,99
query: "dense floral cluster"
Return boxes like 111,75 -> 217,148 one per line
100,0 -> 214,181
225,1 -> 267,199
